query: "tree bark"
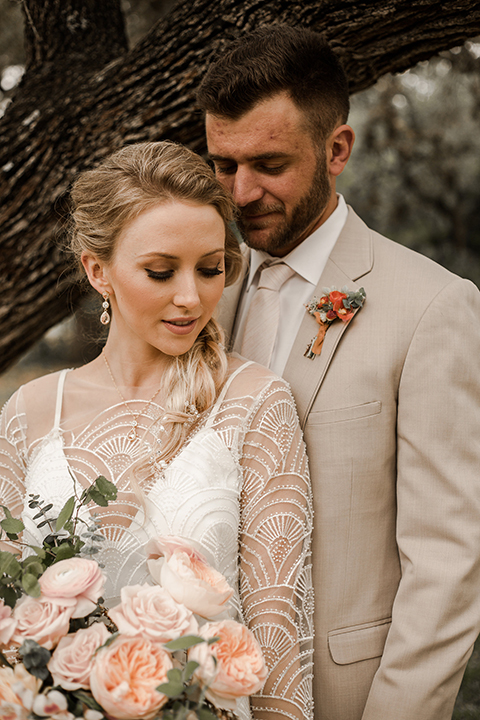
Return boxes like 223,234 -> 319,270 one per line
1,0 -> 479,372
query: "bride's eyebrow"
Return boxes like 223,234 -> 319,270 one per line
139,248 -> 225,261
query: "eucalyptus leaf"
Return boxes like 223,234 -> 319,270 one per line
21,573 -> 41,597
29,546 -> 46,559
167,667 -> 183,683
183,660 -> 200,682
63,520 -> 74,535
207,635 -> 221,645
198,709 -> 219,720
164,634 -> 205,652
0,551 -> 22,578
21,558 -> 44,576
56,496 -> 75,531
86,488 -> 109,507
155,681 -> 185,698
95,475 -> 117,500
0,517 -> 24,535
51,543 -> 76,561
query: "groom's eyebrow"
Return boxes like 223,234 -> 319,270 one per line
208,152 -> 291,162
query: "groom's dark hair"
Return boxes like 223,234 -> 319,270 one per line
197,24 -> 350,143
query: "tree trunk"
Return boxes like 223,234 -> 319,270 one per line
1,0 -> 479,372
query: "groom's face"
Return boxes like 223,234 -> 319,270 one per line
206,91 -> 334,257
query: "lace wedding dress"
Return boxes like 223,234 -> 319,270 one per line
0,357 -> 313,720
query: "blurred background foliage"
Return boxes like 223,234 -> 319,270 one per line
1,2 -> 480,715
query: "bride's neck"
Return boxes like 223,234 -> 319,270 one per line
100,341 -> 171,394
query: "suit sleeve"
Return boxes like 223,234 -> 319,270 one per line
362,276 -> 480,720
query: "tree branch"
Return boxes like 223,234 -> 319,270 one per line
0,0 -> 479,371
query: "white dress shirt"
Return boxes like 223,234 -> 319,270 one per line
233,194 -> 348,376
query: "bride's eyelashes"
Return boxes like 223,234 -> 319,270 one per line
146,269 -> 173,281
200,263 -> 224,277
145,264 -> 224,282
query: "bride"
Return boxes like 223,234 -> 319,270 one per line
0,141 -> 313,720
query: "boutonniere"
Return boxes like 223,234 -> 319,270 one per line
304,286 -> 366,358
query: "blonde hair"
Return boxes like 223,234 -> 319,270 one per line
70,141 -> 243,464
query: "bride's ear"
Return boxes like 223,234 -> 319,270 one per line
81,251 -> 112,296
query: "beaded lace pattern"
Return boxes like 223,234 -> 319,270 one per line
0,358 -> 313,720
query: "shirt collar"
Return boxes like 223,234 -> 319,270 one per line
245,194 -> 348,289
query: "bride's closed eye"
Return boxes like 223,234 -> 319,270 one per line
146,269 -> 174,281
145,265 -> 224,282
199,264 -> 224,277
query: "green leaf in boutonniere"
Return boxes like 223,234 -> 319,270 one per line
304,286 -> 366,358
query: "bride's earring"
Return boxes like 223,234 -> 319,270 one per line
100,292 -> 111,325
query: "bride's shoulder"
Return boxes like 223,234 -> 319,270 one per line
226,354 -> 292,397
4,370 -> 67,419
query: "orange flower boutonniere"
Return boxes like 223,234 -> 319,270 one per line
304,286 -> 366,358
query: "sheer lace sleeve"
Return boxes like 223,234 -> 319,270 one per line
0,390 -> 28,551
238,374 -> 314,720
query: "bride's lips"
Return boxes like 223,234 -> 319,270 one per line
163,317 -> 199,335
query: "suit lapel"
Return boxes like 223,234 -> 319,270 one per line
283,208 -> 373,428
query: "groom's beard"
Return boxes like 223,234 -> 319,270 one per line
237,150 -> 331,255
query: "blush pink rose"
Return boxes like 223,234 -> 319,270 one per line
146,536 -> 233,619
189,620 -> 267,711
108,584 -> 198,643
39,558 -> 106,619
11,596 -> 73,650
48,622 -> 110,691
90,635 -> 172,720
0,600 -> 17,647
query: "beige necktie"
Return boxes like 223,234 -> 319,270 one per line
241,261 -> 295,367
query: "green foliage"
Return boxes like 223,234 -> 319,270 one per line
454,636 -> 480,719
0,475 -> 117,608
156,657 -> 213,720
164,634 -> 207,652
337,41 -> 480,289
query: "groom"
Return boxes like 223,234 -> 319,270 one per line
197,25 -> 480,720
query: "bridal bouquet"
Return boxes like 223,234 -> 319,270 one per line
0,477 -> 267,720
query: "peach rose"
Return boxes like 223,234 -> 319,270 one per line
147,536 -> 233,619
0,600 -> 17,647
108,584 -> 198,643
90,635 -> 173,720
11,596 -> 73,650
48,622 -> 110,691
189,620 -> 267,711
39,558 -> 106,619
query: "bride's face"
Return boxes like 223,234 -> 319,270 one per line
86,200 -> 226,358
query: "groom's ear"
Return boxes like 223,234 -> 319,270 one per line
327,124 -> 355,177
81,251 -> 112,296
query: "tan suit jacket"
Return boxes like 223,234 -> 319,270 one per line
218,207 -> 480,720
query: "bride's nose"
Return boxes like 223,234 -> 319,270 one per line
172,274 -> 201,309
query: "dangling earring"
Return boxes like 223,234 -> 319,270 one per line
100,292 -> 111,325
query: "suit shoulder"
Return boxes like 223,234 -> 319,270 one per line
371,230 -> 461,286
365,228 -> 479,302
